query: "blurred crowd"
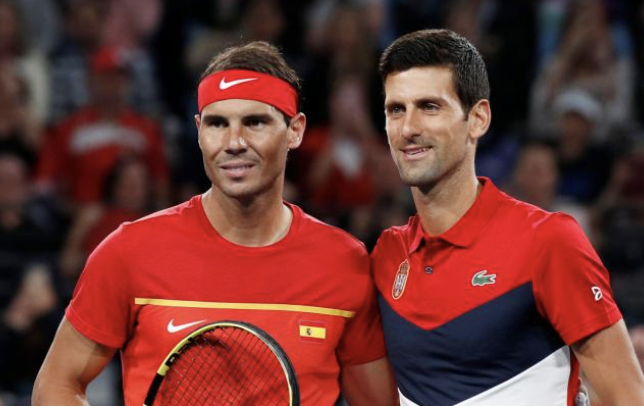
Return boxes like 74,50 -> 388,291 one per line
0,0 -> 643,405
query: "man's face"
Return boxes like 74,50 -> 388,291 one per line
90,70 -> 128,108
384,66 -> 481,188
195,99 -> 303,200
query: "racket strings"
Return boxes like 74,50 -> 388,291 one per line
156,326 -> 291,406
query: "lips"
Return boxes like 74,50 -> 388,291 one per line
219,161 -> 255,177
401,146 -> 432,160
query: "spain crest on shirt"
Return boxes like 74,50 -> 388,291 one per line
392,259 -> 410,300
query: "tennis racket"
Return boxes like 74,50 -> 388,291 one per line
143,320 -> 299,406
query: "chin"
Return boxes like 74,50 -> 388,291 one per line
398,168 -> 438,187
222,187 -> 259,200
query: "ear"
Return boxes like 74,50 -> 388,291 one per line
467,99 -> 491,143
194,114 -> 203,147
286,113 -> 306,150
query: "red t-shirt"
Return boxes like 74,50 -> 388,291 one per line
36,107 -> 168,204
66,197 -> 385,406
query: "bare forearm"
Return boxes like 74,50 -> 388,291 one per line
32,377 -> 91,406
342,357 -> 399,406
574,320 -> 644,405
33,318 -> 117,406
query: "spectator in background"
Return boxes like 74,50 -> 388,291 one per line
12,0 -> 61,55
0,0 -> 49,125
0,153 -> 60,277
0,264 -> 60,406
103,0 -> 161,50
0,153 -> 61,405
35,46 -> 169,211
47,0 -> 107,124
297,76 -> 379,218
0,67 -> 41,170
530,0 -> 635,140
302,2 -> 381,127
48,0 -> 160,124
240,0 -> 286,45
593,144 -> 644,324
102,0 -> 162,118
504,141 -> 591,235
59,156 -> 153,281
551,88 -> 614,205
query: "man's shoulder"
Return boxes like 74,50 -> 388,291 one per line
295,205 -> 367,254
497,192 -> 584,243
369,217 -> 417,260
376,216 -> 416,244
380,220 -> 415,239
115,199 -> 199,240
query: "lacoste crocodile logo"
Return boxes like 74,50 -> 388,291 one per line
472,270 -> 496,286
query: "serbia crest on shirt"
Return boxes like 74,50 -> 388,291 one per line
371,178 -> 622,406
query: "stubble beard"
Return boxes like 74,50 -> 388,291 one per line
395,154 -> 442,189
212,167 -> 285,206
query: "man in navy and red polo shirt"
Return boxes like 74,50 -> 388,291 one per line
371,29 -> 644,406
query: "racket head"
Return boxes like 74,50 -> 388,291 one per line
143,320 -> 299,406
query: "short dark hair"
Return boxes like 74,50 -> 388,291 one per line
200,41 -> 302,112
379,29 -> 489,114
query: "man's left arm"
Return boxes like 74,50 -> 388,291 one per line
573,319 -> 644,405
341,356 -> 399,406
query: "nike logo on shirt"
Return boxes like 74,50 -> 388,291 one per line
167,319 -> 206,333
219,77 -> 257,90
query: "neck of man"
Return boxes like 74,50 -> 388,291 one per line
412,165 -> 481,237
94,101 -> 125,121
201,185 -> 292,247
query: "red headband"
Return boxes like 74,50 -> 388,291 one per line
198,69 -> 298,117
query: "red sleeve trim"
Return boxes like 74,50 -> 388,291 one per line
65,305 -> 125,349
559,306 -> 623,346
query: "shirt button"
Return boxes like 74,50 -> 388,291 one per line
425,266 -> 433,274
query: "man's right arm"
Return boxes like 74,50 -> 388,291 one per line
32,316 -> 117,406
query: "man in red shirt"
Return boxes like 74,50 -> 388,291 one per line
371,29 -> 644,406
35,46 -> 168,208
32,41 -> 397,406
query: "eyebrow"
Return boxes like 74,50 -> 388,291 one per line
385,97 -> 446,109
201,113 -> 275,124
201,114 -> 226,125
414,97 -> 445,106
242,113 -> 274,123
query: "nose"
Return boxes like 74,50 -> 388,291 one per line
224,123 -> 248,154
400,109 -> 421,140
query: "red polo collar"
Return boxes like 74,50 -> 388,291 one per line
407,177 -> 504,254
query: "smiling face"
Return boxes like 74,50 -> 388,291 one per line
384,66 -> 489,189
195,99 -> 304,201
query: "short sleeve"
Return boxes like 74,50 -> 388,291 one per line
532,213 -> 622,345
65,225 -> 134,348
336,253 -> 387,366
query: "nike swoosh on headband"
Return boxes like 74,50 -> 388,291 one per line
219,77 -> 258,90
